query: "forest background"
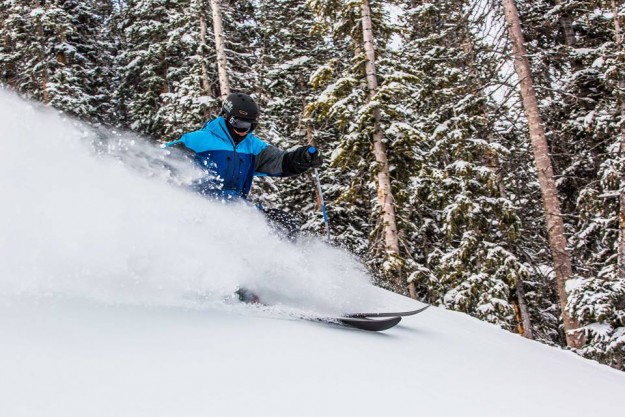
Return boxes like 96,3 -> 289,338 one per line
1,0 -> 624,371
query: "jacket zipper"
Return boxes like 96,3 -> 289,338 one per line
219,121 -> 245,194
236,157 -> 244,186
225,156 -> 232,189
231,144 -> 239,191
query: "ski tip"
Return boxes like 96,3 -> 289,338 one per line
345,304 -> 431,319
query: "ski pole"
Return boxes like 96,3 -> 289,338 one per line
309,147 -> 331,241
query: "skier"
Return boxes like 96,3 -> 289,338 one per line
162,92 -> 323,238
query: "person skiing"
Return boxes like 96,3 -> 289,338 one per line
162,92 -> 323,237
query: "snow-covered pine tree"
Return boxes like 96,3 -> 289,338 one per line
475,0 -> 582,347
508,0 -> 624,361
381,1 -> 526,328
0,1 -> 34,90
218,0 -> 260,92
562,0 -> 625,369
360,0 -> 404,291
502,0 -> 584,347
113,0 -> 168,135
88,1 -> 118,125
0,0 -> 110,121
157,0 -> 220,137
305,0 -> 412,290
248,0 -> 337,237
115,0 -> 217,140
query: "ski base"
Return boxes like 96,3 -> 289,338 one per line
336,316 -> 402,331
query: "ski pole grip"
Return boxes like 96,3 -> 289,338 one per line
305,146 -> 318,163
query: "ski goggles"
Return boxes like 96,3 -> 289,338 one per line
228,116 -> 254,132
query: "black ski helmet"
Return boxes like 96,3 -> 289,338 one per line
222,92 -> 259,131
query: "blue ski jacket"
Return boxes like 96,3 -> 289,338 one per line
163,117 -> 286,199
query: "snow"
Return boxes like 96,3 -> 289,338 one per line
29,7 -> 45,18
1,89 -> 625,416
2,299 -> 624,417
57,43 -> 77,54
592,56 -> 605,68
271,56 -> 311,72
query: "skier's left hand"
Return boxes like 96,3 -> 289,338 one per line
301,146 -> 323,169
282,146 -> 323,175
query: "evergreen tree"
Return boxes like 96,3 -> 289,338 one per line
513,0 -> 625,363
116,0 -> 217,140
220,0 -> 260,92
305,0 -> 406,281
0,0 -> 110,121
385,1 -> 526,327
565,0 -> 625,369
249,0 -> 337,239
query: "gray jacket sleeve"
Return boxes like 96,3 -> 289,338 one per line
255,145 -> 286,175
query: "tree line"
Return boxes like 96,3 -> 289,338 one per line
1,0 -> 624,370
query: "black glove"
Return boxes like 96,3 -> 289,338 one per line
282,146 -> 323,176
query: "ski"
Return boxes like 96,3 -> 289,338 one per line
233,287 -> 423,332
336,316 -> 402,332
344,304 -> 431,319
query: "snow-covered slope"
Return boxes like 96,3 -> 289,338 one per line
2,298 -> 625,417
1,89 -> 624,417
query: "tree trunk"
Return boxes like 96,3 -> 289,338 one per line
611,0 -> 625,280
360,0 -> 405,294
502,0 -> 582,348
618,161 -> 625,281
198,12 -> 212,95
555,0 -> 576,48
514,279 -> 534,338
34,4 -> 49,104
209,0 -> 230,98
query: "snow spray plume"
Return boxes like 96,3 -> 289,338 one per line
0,90 -> 377,314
